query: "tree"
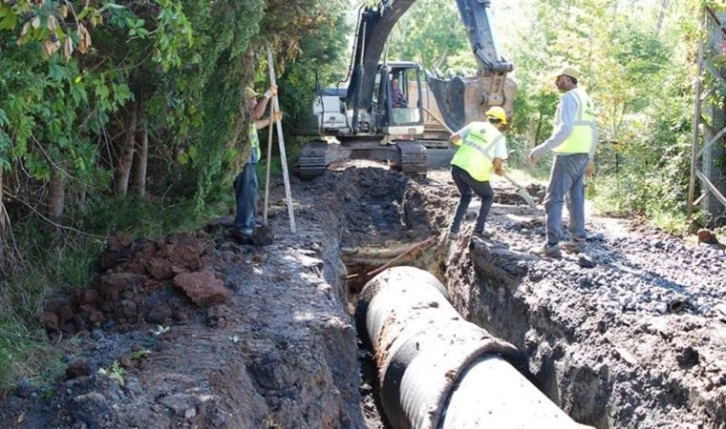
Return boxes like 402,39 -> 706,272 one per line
387,0 -> 469,74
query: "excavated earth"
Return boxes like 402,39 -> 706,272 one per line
0,162 -> 725,429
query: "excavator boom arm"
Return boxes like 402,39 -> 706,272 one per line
346,0 -> 416,110
455,0 -> 513,74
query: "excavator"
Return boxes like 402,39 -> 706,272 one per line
294,0 -> 517,178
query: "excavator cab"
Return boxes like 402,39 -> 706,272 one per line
296,61 -> 428,179
374,62 -> 424,138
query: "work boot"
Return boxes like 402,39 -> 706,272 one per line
561,237 -> 585,253
229,227 -> 254,244
536,243 -> 562,259
472,230 -> 493,240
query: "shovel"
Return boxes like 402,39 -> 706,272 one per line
422,107 -> 537,208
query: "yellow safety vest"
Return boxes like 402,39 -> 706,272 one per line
248,123 -> 261,164
553,88 -> 596,154
450,121 -> 504,182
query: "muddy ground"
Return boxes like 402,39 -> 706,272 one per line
0,162 -> 724,429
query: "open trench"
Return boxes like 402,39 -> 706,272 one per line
319,165 -> 597,428
312,164 -> 724,429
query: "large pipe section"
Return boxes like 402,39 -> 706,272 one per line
356,266 -> 591,429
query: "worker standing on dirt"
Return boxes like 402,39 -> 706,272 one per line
448,106 -> 509,240
231,85 -> 282,243
528,65 -> 598,258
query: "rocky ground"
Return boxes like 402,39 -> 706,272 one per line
0,161 -> 724,429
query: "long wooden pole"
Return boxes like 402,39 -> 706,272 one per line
267,48 -> 296,233
422,107 -> 536,208
262,99 -> 274,226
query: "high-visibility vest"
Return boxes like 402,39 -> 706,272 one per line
553,88 -> 596,154
450,121 -> 504,181
248,123 -> 261,164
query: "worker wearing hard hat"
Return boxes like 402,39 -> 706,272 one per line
448,106 -> 509,241
232,85 -> 282,243
528,65 -> 599,258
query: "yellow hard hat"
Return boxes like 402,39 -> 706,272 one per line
486,106 -> 508,125
244,86 -> 257,100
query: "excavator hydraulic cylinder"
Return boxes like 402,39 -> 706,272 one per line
356,266 -> 591,429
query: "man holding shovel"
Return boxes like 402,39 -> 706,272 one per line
448,106 -> 509,240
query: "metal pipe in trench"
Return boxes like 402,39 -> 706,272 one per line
356,266 -> 591,429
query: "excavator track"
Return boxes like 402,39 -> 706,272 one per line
297,140 -> 328,179
396,141 -> 427,177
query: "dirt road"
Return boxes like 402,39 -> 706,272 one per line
0,163 -> 724,428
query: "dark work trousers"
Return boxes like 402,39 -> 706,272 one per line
449,164 -> 494,234
233,162 -> 258,232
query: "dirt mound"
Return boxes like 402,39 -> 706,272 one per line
41,232 -> 226,336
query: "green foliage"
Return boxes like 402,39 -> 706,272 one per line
388,0 -> 469,73
98,360 -> 126,386
276,2 -> 350,140
497,0 -> 703,230
0,0 -> 353,390
70,193 -> 210,238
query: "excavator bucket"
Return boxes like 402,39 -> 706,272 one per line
427,73 -> 517,133
427,76 -> 467,132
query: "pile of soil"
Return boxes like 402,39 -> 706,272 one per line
0,162 -> 724,428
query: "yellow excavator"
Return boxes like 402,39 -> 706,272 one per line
294,0 -> 517,178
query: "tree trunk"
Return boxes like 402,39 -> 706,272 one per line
131,101 -> 148,197
654,0 -> 670,39
115,101 -> 138,196
0,168 -> 5,277
48,167 -> 65,221
529,112 -> 543,149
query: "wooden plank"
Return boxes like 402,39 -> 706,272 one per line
699,123 -> 726,159
693,192 -> 706,206
704,61 -> 726,90
695,169 -> 726,208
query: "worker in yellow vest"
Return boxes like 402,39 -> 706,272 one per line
448,106 -> 509,240
529,65 -> 598,258
232,85 -> 282,243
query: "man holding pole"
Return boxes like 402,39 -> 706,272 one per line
231,84 -> 282,243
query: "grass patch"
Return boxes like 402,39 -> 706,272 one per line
73,194 -> 214,238
0,232 -> 102,388
0,317 -> 64,388
588,174 -> 692,235
649,211 -> 689,236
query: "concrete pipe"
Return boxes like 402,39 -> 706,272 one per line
356,266 -> 591,429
